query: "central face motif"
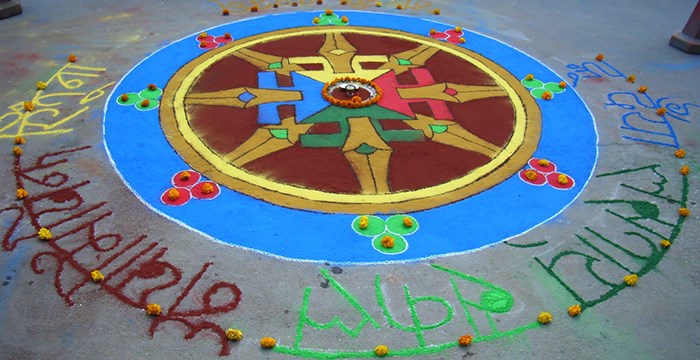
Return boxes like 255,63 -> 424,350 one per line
160,26 -> 541,213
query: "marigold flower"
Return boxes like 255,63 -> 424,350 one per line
525,74 -> 534,81
626,75 -> 636,83
226,328 -> 243,341
341,0 -> 347,4
38,228 -> 52,241
559,81 -> 567,88
120,93 -> 129,102
656,107 -> 667,116
202,183 -> 215,194
674,149 -> 685,158
403,216 -> 413,228
198,32 -> 208,39
374,345 -> 389,356
68,54 -> 77,63
458,334 -> 472,346
23,101 -> 35,111
541,91 -> 553,100
316,0 -> 323,3
260,337 -> 276,348
36,81 -> 47,90
637,86 -> 647,93
595,53 -> 604,61
325,9 -> 333,15
432,8 -> 441,15
359,216 -> 369,229
90,270 -> 105,282
146,303 -> 162,316
429,28 -> 436,35
312,17 -> 320,24
396,4 -> 403,9
222,9 -> 230,15
250,6 -> 258,12
341,16 -> 348,23
459,38 -> 466,44
179,171 -> 190,181
568,304 -> 581,317
623,274 -> 638,286
16,188 -> 28,199
224,33 -> 232,39
13,146 -> 22,156
678,208 -> 690,217
273,3 -> 279,7
680,165 -> 690,175
14,136 -> 25,144
375,1 -> 382,7
291,2 -> 298,6
148,84 -> 157,91
168,188 -> 180,201
140,99 -> 150,108
660,239 -> 671,248
557,174 -> 569,185
537,312 -> 552,324
381,235 -> 394,248
525,169 -> 538,181
538,159 -> 550,167
454,26 -> 462,33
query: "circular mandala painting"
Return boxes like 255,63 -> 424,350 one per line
104,11 -> 597,263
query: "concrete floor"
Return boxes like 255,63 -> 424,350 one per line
0,1 -> 699,359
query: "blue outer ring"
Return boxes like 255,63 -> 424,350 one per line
103,11 -> 597,264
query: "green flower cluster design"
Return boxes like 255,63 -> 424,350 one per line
313,12 -> 349,26
116,86 -> 163,111
351,215 -> 419,255
521,76 -> 566,100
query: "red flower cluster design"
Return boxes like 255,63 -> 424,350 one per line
519,158 -> 575,190
196,33 -> 233,50
161,170 -> 221,206
430,29 -> 465,44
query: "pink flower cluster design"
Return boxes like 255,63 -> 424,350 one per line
519,158 -> 575,190
161,170 -> 221,206
430,29 -> 465,44
196,33 -> 233,50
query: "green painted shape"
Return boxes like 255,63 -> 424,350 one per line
530,88 -> 549,99
479,288 -> 514,313
402,285 -> 455,347
116,92 -> 140,106
520,78 -> 543,89
139,88 -> 163,100
268,61 -> 283,69
293,269 -> 381,348
135,99 -> 159,111
371,118 -> 425,143
354,143 -> 376,155
300,105 -> 414,148
372,233 -> 408,254
429,124 -> 448,134
269,129 -> 289,139
543,82 -> 566,94
317,13 -> 347,26
351,215 -> 385,237
385,214 -> 419,236
397,58 -> 412,65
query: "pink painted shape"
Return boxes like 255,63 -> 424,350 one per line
444,88 -> 458,96
375,68 -> 454,120
546,172 -> 575,190
215,35 -> 233,44
198,41 -> 219,50
430,32 -> 449,40
528,158 -> 557,174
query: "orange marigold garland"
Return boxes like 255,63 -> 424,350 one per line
90,270 -> 105,282
623,274 -> 638,286
374,345 -> 389,356
16,188 -> 28,199
146,303 -> 162,316
458,334 -> 473,346
38,228 -> 52,241
260,337 -> 276,348
322,77 -> 382,108
226,328 -> 243,341
537,312 -> 552,324
568,304 -> 582,317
